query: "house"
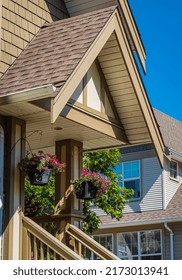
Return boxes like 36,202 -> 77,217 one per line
0,0 -> 165,260
92,108 -> 182,260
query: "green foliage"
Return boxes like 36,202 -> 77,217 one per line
24,148 -> 133,235
82,201 -> 101,234
82,149 -> 134,234
24,176 -> 55,217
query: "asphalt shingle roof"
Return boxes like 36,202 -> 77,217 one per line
0,6 -> 117,96
153,108 -> 182,154
100,184 -> 182,227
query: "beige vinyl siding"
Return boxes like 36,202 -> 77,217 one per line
0,0 -> 68,76
164,158 -> 182,207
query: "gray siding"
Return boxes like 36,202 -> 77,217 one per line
93,153 -> 163,216
124,157 -> 163,213
164,158 -> 182,207
164,223 -> 182,260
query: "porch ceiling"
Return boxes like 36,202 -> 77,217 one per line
0,102 -> 123,152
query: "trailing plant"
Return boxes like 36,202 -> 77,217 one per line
71,169 -> 110,196
81,149 -> 134,234
19,150 -> 66,175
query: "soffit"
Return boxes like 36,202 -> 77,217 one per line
0,102 -> 123,152
97,32 -> 150,145
64,0 -> 146,72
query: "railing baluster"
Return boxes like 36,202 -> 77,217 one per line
40,241 -> 44,259
47,246 -> 50,260
33,237 -> 38,260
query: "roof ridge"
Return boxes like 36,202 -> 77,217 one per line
42,5 -> 117,28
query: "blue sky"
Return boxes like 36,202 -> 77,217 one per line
129,0 -> 182,121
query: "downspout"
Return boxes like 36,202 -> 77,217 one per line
164,222 -> 174,260
162,170 -> 166,209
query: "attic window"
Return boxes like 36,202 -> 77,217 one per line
169,160 -> 178,180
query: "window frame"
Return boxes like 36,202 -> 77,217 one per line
117,230 -> 162,260
115,160 -> 141,201
169,160 -> 179,181
92,233 -> 114,253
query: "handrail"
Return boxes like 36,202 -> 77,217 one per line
66,223 -> 120,260
22,215 -> 82,260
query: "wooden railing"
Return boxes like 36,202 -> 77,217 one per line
21,215 -> 82,260
65,223 -> 120,260
31,215 -> 120,260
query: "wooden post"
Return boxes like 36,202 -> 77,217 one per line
55,139 -> 84,244
3,117 -> 26,260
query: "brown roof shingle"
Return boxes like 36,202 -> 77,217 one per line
100,184 -> 182,227
153,108 -> 182,154
0,6 -> 117,96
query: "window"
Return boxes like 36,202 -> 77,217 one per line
115,160 -> 141,199
93,234 -> 113,252
117,230 -> 162,260
169,160 -> 178,180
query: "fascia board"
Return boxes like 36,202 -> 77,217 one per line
51,11 -> 117,124
0,84 -> 56,106
119,0 -> 146,73
114,10 -> 164,167
99,216 -> 182,229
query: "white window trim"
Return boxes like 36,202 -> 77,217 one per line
169,160 -> 179,182
122,160 -> 141,201
117,230 -> 162,260
92,233 -> 114,253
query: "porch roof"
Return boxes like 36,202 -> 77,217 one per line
0,6 -> 164,165
0,7 -> 117,97
100,184 -> 182,228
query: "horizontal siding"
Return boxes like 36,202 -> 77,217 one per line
93,154 -> 163,216
124,157 -> 162,213
0,0 -> 68,76
64,0 -> 117,16
164,223 -> 182,260
164,158 -> 182,207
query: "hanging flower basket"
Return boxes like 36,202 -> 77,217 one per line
28,165 -> 53,186
75,181 -> 97,200
71,170 -> 110,200
18,150 -> 66,186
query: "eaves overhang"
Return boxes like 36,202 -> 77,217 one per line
99,216 -> 182,229
0,84 -> 56,105
50,8 -> 164,166
0,6 -> 164,165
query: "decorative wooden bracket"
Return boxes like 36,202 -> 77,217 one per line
54,184 -> 74,215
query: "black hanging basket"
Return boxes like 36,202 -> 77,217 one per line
75,181 -> 97,200
28,166 -> 52,186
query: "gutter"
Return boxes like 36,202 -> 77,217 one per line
165,147 -> 182,163
164,222 -> 174,260
0,84 -> 56,106
99,216 -> 182,229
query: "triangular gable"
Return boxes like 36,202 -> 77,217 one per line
0,6 -> 164,166
50,8 -> 164,165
